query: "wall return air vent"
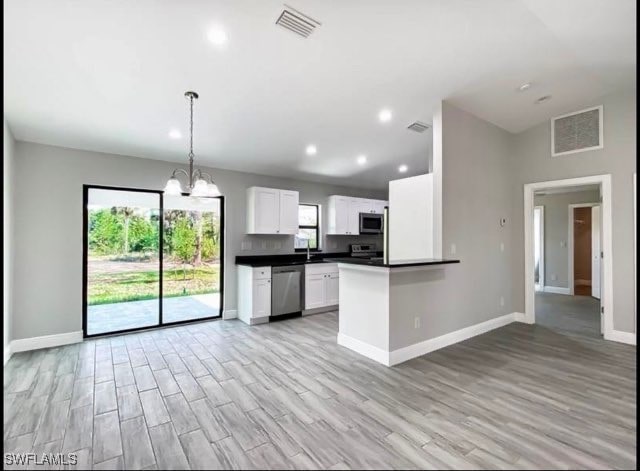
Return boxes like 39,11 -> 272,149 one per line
551,105 -> 603,157
275,5 -> 321,38
407,121 -> 431,133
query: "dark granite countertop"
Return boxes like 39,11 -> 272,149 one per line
323,257 -> 460,268
235,252 -> 354,267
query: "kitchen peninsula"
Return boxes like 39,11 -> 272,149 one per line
330,257 -> 460,366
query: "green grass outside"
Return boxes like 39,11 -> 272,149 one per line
88,265 -> 219,305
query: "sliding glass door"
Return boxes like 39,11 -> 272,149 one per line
83,186 -> 224,337
162,195 -> 223,324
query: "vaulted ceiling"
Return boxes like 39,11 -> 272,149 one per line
4,0 -> 635,189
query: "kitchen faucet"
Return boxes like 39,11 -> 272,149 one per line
306,238 -> 311,261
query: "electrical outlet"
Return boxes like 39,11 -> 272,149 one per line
560,240 -> 566,248
551,274 -> 557,281
500,242 -> 504,252
414,317 -> 420,329
500,296 -> 505,307
450,243 -> 456,255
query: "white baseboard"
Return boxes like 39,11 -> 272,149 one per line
338,313 -> 518,367
388,313 -> 517,366
605,330 -> 636,346
337,333 -> 391,366
222,309 -> 237,320
4,345 -> 11,365
575,279 -> 592,286
513,312 -> 532,323
10,331 -> 83,353
543,286 -> 571,295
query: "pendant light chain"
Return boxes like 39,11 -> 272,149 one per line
164,90 -> 220,197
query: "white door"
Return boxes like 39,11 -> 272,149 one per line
591,205 -> 601,300
279,190 -> 299,234
325,273 -> 339,306
347,198 -> 363,235
253,278 -> 271,318
305,274 -> 325,309
254,188 -> 279,234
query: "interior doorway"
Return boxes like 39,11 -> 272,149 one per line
568,203 -> 601,298
524,175 -> 613,340
83,185 -> 224,337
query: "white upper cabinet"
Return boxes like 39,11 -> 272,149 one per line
278,190 -> 300,234
247,186 -> 299,234
348,198 -> 365,235
372,200 -> 388,214
328,196 -> 350,235
327,195 -> 388,235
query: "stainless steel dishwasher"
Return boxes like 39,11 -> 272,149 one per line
271,264 -> 304,318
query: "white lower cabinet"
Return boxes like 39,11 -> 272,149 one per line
325,272 -> 339,306
305,263 -> 339,310
238,266 -> 271,325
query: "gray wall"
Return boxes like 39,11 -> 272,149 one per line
534,190 -> 600,288
4,119 -> 16,353
388,101 -> 515,350
510,89 -> 637,333
12,141 -> 385,340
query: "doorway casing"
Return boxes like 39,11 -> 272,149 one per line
524,175 -> 613,339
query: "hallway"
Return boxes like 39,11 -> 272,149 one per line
535,292 -> 601,339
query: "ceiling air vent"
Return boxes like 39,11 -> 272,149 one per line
551,105 -> 603,157
275,5 -> 320,38
407,121 -> 431,133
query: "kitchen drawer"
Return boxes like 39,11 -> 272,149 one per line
253,267 -> 271,280
305,263 -> 338,276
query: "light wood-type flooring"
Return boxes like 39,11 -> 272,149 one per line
3,307 -> 636,469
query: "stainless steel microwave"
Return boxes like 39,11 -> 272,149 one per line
359,212 -> 384,234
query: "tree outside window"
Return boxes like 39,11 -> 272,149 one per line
295,204 -> 320,250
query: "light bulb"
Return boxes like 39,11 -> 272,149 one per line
191,178 -> 209,197
207,182 -> 221,197
163,177 -> 183,195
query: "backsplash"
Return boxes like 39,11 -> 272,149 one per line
237,234 -> 383,255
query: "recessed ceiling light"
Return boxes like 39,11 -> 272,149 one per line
518,82 -> 532,92
168,129 -> 182,139
357,155 -> 367,165
305,144 -> 317,156
398,164 -> 408,173
207,27 -> 228,47
535,95 -> 552,104
378,108 -> 392,123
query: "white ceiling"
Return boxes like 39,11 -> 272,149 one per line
4,0 -> 635,189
